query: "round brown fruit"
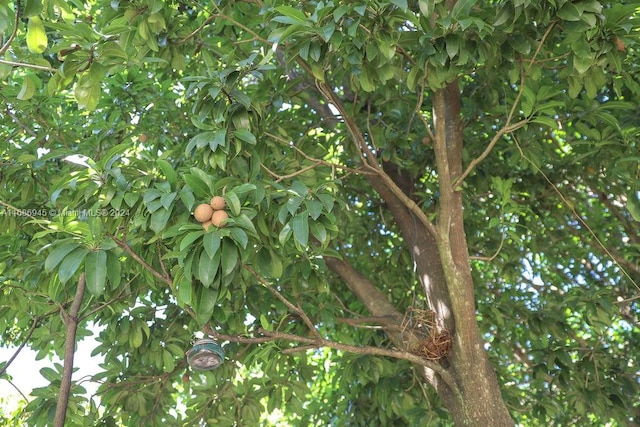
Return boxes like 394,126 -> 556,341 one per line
194,203 -> 214,223
202,220 -> 213,231
211,210 -> 229,228
139,134 -> 148,143
210,196 -> 226,211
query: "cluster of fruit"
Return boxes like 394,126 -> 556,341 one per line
194,196 -> 228,230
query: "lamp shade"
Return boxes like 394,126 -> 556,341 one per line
187,339 -> 225,370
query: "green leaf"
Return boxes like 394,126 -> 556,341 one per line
157,159 -> 177,188
106,250 -> 121,288
233,129 -> 257,145
229,227 -> 248,249
162,350 -> 175,372
628,192 -> 640,222
451,0 -> 476,19
292,212 -> 309,247
260,314 -> 271,331
180,231 -> 203,252
26,16 -> 48,54
22,0 -> 43,17
85,250 -> 107,296
58,247 -> 89,284
177,276 -> 193,305
17,76 -> 37,100
557,3 -> 581,21
150,207 -> 171,233
278,223 -> 292,245
183,174 -> 210,199
221,239 -> 238,277
390,0 -> 408,10
274,5 -> 308,24
45,242 -> 81,272
195,285 -> 218,324
74,81 -> 101,110
198,250 -> 218,287
203,231 -> 222,258
225,191 -> 242,216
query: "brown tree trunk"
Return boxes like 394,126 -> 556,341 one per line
359,81 -> 514,425
309,53 -> 513,426
431,81 -> 514,425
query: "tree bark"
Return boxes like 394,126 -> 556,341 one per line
300,52 -> 513,425
54,273 -> 86,427
429,82 -> 513,425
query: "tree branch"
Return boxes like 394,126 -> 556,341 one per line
0,316 -> 40,378
111,236 -> 173,287
0,59 -> 56,72
453,21 -> 558,188
0,0 -> 20,55
53,273 -> 86,427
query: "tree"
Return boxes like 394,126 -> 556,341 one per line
1,0 -> 639,425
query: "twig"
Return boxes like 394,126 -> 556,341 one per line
469,228 -> 506,262
513,136 -> 640,297
0,316 -> 40,378
176,14 -> 217,44
0,0 -> 20,56
453,21 -> 558,188
244,265 -> 323,340
4,378 -> 29,402
453,119 -> 528,188
111,236 -> 173,287
53,273 -> 86,427
0,59 -> 57,73
261,160 -> 322,182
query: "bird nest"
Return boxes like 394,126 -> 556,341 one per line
402,307 -> 452,361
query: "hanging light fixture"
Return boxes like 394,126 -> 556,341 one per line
187,339 -> 225,370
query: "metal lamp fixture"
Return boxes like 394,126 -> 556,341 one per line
187,339 -> 225,370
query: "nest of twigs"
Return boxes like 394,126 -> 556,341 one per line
402,307 -> 452,361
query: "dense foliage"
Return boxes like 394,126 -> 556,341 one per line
1,0 -> 639,425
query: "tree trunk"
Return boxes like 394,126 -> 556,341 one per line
310,54 -> 513,425
364,81 -> 513,425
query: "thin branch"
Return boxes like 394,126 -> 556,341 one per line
0,316 -> 41,378
257,328 -> 462,401
261,160 -> 323,182
175,14 -> 217,44
264,131 -> 364,176
298,59 -> 439,239
209,4 -> 271,45
0,59 -> 57,72
513,136 -> 640,297
453,119 -> 528,188
4,378 -> 29,402
54,273 -> 86,427
469,228 -> 506,262
4,104 -> 38,137
156,241 -> 170,278
244,265 -> 323,340
453,21 -> 558,188
111,236 -> 173,287
0,0 -> 20,56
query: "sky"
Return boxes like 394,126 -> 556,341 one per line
0,331 -> 104,413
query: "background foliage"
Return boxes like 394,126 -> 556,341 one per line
1,0 -> 639,425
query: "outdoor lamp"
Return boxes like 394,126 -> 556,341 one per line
187,339 -> 225,370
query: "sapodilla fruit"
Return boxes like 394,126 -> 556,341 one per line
210,196 -> 226,211
211,210 -> 228,227
202,220 -> 213,231
194,203 -> 214,223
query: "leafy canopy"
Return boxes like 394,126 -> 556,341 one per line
1,0 -> 640,426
